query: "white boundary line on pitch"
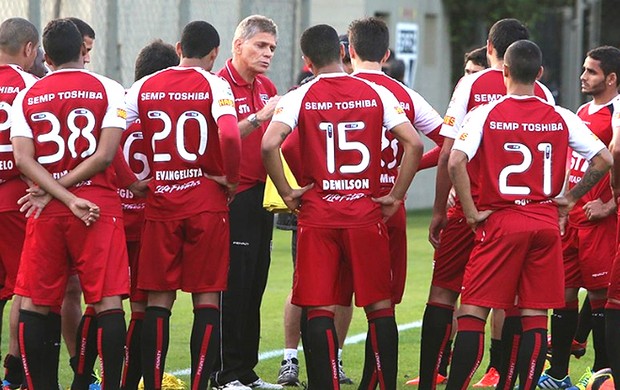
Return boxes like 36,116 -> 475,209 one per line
170,320 -> 422,377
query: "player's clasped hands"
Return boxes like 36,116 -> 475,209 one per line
17,185 -> 52,219
68,197 -> 100,226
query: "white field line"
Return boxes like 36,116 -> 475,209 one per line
170,320 -> 422,377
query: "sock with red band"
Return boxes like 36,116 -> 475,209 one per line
18,309 -> 47,390
419,302 -> 454,390
190,305 -> 220,390
142,306 -> 171,390
122,311 -> 144,390
446,315 -> 485,390
97,309 -> 126,390
72,306 -> 98,389
43,311 -> 61,388
306,310 -> 339,390
517,316 -> 547,390
497,308 -> 522,390
366,308 -> 398,390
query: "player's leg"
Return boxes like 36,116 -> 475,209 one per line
587,288 -> 608,372
279,293 -> 302,386
605,246 -> 620,386
517,310 -> 549,390
71,304 -> 99,390
3,295 -> 23,387
495,305 -> 522,390
473,309 -> 503,387
572,296 -> 590,356
142,291 -> 175,390
19,297 -> 53,389
63,273 -> 84,370
335,304 -> 353,385
190,292 -> 221,390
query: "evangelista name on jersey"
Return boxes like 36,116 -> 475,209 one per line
304,99 -> 378,111
27,90 -> 104,105
140,91 -> 210,101
155,168 -> 204,181
489,121 -> 565,132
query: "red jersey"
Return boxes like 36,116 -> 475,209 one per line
272,73 -> 408,228
453,95 -> 606,224
567,97 -> 620,227
0,65 -> 37,212
352,70 -> 443,194
119,121 -> 146,240
125,66 -> 238,221
216,59 -> 278,193
442,68 -> 555,203
10,69 -> 126,217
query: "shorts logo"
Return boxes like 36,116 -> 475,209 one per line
444,116 -> 455,126
459,132 -> 468,141
117,108 -> 127,119
218,98 -> 234,107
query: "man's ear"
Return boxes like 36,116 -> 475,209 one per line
536,66 -> 544,81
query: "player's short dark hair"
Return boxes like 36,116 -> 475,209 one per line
67,17 -> 95,39
348,17 -> 389,63
300,24 -> 340,69
488,18 -> 529,60
384,59 -> 405,82
586,46 -> 620,87
504,40 -> 542,84
339,34 -> 351,65
464,46 -> 488,68
134,39 -> 179,81
43,19 -> 83,66
180,21 -> 220,59
0,17 -> 39,56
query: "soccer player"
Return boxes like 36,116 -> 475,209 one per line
119,39 -> 179,390
212,15 -> 283,390
345,16 -> 444,390
124,20 -> 240,390
0,17 -> 39,389
446,39 -> 612,390
464,46 -> 488,75
262,23 -> 423,390
539,46 -> 620,390
10,18 -> 128,389
419,19 -> 554,390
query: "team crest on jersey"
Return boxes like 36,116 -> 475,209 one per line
459,132 -> 468,141
218,98 -> 234,107
444,116 -> 455,126
275,107 -> 283,115
395,106 -> 405,114
117,108 -> 127,119
260,93 -> 269,104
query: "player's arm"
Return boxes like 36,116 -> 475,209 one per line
610,112 -> 620,201
216,114 -> 242,200
562,150 -> 612,210
239,95 -> 281,138
418,125 -> 444,170
12,137 -> 99,225
428,136 -> 454,246
261,121 -> 309,212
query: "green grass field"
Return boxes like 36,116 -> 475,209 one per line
4,209 -> 594,388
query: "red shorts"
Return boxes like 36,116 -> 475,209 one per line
431,207 -> 475,293
387,204 -> 407,305
563,218 -> 616,290
461,210 -> 564,310
15,215 -> 129,306
0,212 -> 26,299
138,212 -> 229,293
291,222 -> 391,308
127,240 -> 147,303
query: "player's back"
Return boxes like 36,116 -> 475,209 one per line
135,66 -> 236,220
14,68 -> 124,216
292,74 -> 391,228
0,64 -> 37,212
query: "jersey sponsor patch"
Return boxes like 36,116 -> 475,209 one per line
459,132 -> 468,141
395,106 -> 405,114
444,116 -> 455,126
275,107 -> 284,115
117,108 -> 127,119
218,98 -> 234,107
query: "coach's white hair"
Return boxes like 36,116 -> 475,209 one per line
232,14 -> 278,52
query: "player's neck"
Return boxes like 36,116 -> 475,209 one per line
489,57 -> 503,70
314,63 -> 345,76
0,53 -> 27,70
591,89 -> 619,106
506,83 -> 535,96
55,61 -> 84,71
180,58 -> 212,72
352,59 -> 382,72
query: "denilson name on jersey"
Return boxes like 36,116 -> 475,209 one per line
305,99 -> 378,111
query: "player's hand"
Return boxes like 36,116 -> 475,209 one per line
204,174 -> 238,204
68,197 -> 100,226
428,211 -> 447,249
465,209 -> 493,231
553,196 -> 574,235
257,95 -> 281,122
282,184 -> 313,213
128,178 -> 151,198
582,198 -> 615,221
17,192 -> 52,219
372,194 -> 403,222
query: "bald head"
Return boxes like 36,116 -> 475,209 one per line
504,40 -> 542,84
0,17 -> 38,56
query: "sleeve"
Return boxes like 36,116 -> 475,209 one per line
560,107 -> 606,160
407,89 -> 444,135
208,73 -> 238,121
612,99 -> 620,133
101,77 -> 127,130
271,88 -> 303,131
451,106 -> 487,161
440,74 -> 475,139
372,84 -> 409,131
124,79 -> 143,127
536,81 -> 556,105
9,89 -> 33,139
